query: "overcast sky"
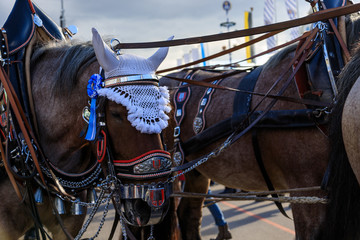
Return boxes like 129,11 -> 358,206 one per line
1,0 -> 357,69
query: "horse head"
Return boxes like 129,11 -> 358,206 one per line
90,28 -> 175,227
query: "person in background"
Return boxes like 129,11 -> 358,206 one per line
219,186 -> 237,194
206,187 -> 232,240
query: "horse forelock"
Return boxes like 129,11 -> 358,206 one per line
31,41 -> 97,96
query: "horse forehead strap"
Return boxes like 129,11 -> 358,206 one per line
103,74 -> 159,87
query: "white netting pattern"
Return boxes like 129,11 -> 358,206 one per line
104,54 -> 156,79
97,85 -> 171,134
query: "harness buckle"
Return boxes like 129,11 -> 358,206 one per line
173,126 -> 180,138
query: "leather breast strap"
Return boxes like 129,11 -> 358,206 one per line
172,70 -> 196,166
252,129 -> 291,219
193,74 -> 225,134
231,66 -> 263,129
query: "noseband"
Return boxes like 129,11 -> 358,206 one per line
95,130 -> 173,227
113,150 -> 172,179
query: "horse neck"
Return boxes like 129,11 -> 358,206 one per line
31,48 -> 99,173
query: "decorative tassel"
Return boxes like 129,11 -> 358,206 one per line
85,74 -> 103,141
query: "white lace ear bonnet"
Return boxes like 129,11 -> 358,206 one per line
90,28 -> 173,135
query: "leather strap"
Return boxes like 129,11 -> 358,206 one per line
157,30 -> 282,74
161,73 -> 331,108
117,4 -> 360,49
320,2 -> 351,61
0,138 -> 22,200
230,28 -> 318,144
252,129 -> 291,219
193,77 -> 224,134
182,109 -> 326,156
172,27 -> 318,173
231,66 -> 263,130
172,70 -> 195,165
108,211 -> 120,240
235,31 -> 311,65
0,66 -> 45,184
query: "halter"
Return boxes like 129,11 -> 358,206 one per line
85,71 -> 174,227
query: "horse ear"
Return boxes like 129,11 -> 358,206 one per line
148,36 -> 174,70
92,28 -> 119,73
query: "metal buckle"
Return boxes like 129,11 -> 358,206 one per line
173,126 -> 180,138
110,38 -> 121,55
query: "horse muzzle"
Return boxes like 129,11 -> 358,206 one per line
118,182 -> 172,226
111,150 -> 174,226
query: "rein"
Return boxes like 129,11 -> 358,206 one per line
171,26 -> 319,174
0,66 -> 45,185
157,30 -> 283,74
115,3 -> 360,49
160,73 -> 332,108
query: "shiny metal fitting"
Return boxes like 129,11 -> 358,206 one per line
71,197 -> 84,215
54,197 -> 66,215
34,188 -> 43,205
87,188 -> 98,204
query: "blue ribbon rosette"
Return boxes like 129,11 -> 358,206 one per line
85,74 -> 103,141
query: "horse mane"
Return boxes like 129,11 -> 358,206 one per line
346,12 -> 360,53
320,43 -> 360,240
31,40 -> 97,96
262,44 -> 297,72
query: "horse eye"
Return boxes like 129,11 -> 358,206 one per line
110,111 -> 123,121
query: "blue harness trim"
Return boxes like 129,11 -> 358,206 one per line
85,74 -> 103,141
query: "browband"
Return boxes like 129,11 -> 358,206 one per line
104,74 -> 158,87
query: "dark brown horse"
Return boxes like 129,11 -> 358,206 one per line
0,26 -> 178,240
160,12 -> 360,240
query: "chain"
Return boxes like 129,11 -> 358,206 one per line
74,176 -> 117,240
40,162 -> 102,189
74,189 -> 106,240
88,191 -> 112,239
312,21 -> 327,42
167,135 -> 232,183
119,214 -> 127,240
147,225 -> 155,240
313,107 -> 331,118
56,191 -> 109,208
172,192 -> 328,204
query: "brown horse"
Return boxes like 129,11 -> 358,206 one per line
318,44 -> 360,239
0,26 -> 178,240
160,13 -> 360,240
